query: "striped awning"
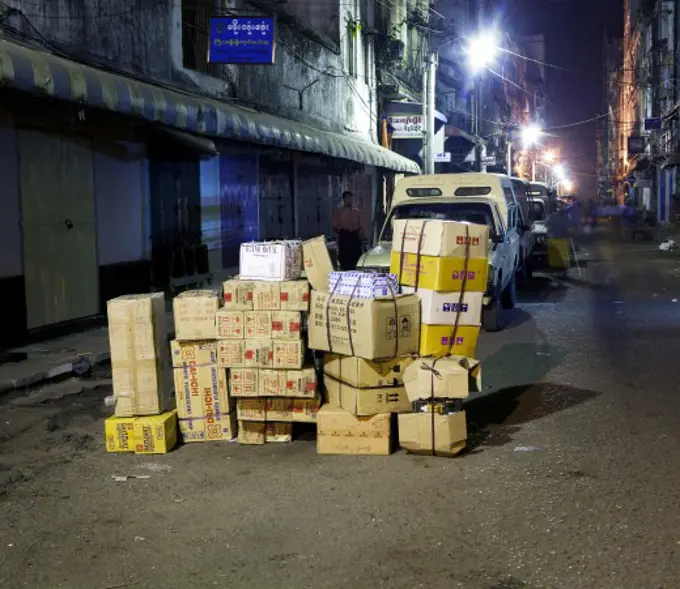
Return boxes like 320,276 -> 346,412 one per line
0,40 -> 420,174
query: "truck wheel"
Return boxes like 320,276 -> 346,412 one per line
502,274 -> 517,310
482,285 -> 503,332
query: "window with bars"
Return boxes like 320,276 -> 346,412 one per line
182,0 -> 221,76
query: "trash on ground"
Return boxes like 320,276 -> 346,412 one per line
659,239 -> 677,251
111,474 -> 151,482
514,445 -> 539,452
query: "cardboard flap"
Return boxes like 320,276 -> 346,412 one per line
403,356 -> 482,401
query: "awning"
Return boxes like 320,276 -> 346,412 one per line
0,40 -> 419,174
662,153 -> 680,168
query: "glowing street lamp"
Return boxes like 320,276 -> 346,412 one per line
521,124 -> 542,147
543,150 -> 556,163
553,164 -> 566,181
562,179 -> 574,193
465,31 -> 499,72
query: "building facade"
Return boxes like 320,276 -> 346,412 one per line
0,0 -> 417,344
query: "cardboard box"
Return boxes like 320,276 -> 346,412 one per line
259,369 -> 286,396
303,236 -> 334,292
170,340 -> 217,368
173,290 -> 221,341
325,376 -> 410,416
244,339 -> 273,368
107,293 -> 172,417
178,412 -> 236,443
215,310 -> 245,339
316,405 -> 392,455
266,422 -> 293,443
237,397 -> 320,422
398,411 -> 467,457
173,363 -> 231,420
230,368 -> 259,397
401,287 -> 484,326
133,410 -> 178,454
217,340 -> 246,368
245,311 -> 302,340
390,252 -> 489,292
239,241 -> 303,281
308,291 -> 420,360
272,340 -> 305,369
419,325 -> 480,357
253,281 -> 310,311
392,219 -> 489,259
323,354 -> 415,388
104,417 -> 135,452
238,420 -> 265,445
222,279 -> 255,310
284,367 -> 318,398
328,271 -> 399,299
403,357 -> 482,402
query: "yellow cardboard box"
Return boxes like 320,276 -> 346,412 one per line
419,325 -> 480,358
133,410 -> 178,454
316,405 -> 392,455
325,376 -> 411,416
323,354 -> 415,388
104,416 -> 136,452
390,252 -> 488,292
398,411 -> 467,457
308,291 -> 420,360
178,412 -> 237,443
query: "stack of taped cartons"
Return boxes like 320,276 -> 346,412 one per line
105,294 -> 178,455
219,240 -> 320,445
389,219 -> 489,457
303,241 -> 421,455
390,219 -> 489,357
171,290 -> 237,443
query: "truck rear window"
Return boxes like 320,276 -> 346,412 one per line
406,187 -> 443,197
381,202 -> 496,242
454,186 -> 492,196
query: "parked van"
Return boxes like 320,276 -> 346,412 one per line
358,173 -> 522,331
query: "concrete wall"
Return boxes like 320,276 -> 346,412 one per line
0,124 -> 21,279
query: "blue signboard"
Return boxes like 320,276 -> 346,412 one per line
628,136 -> 645,154
209,17 -> 276,64
644,117 -> 662,131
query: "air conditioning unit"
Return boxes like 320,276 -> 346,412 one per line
388,39 -> 405,61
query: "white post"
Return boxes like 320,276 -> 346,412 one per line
506,139 -> 512,177
426,53 -> 437,174
422,63 -> 429,174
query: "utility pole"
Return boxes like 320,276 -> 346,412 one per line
474,78 -> 482,172
506,129 -> 512,177
422,52 -> 438,174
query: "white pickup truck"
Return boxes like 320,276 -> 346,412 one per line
358,173 -> 522,331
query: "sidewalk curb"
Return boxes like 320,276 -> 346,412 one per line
0,351 -> 112,395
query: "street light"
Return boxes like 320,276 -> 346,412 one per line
521,124 -> 542,147
465,31 -> 499,72
543,150 -> 556,163
562,179 -> 574,193
553,164 -> 566,180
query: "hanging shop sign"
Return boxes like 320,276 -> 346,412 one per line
209,17 -> 276,64
387,115 -> 424,139
644,117 -> 662,131
627,136 -> 646,154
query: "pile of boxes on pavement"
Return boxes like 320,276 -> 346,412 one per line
104,218 -> 488,457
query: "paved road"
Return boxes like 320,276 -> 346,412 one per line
2,232 -> 680,589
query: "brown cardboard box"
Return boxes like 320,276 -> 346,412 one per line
308,292 -> 420,360
259,368 -> 316,397
272,340 -> 305,369
217,340 -> 245,368
223,279 -> 255,310
178,411 -> 237,443
323,354 -> 415,388
244,339 -> 273,368
245,311 -> 302,340
236,398 -> 266,420
266,422 -> 293,443
259,369 -> 287,396
238,420 -> 265,445
229,368 -> 259,397
236,397 -> 319,422
291,396 -> 322,422
302,236 -> 334,292
316,405 -> 392,455
403,356 -> 482,402
392,219 -> 489,259
170,340 -> 217,368
173,290 -> 221,341
266,398 -> 294,421
325,376 -> 411,416
215,310 -> 245,339
398,411 -> 467,457
107,294 -> 172,417
253,281 -> 310,311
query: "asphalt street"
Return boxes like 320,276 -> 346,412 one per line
2,230 -> 680,589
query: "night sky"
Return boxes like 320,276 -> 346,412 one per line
506,0 -> 624,195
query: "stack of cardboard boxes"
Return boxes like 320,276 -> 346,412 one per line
219,240 -> 321,445
389,219 -> 490,456
303,238 -> 421,455
171,290 -> 237,443
105,294 -> 178,455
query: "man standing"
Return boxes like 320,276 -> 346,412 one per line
333,191 -> 364,270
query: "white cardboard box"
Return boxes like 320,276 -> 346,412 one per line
329,271 -> 399,299
239,241 -> 303,281
402,287 -> 484,326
